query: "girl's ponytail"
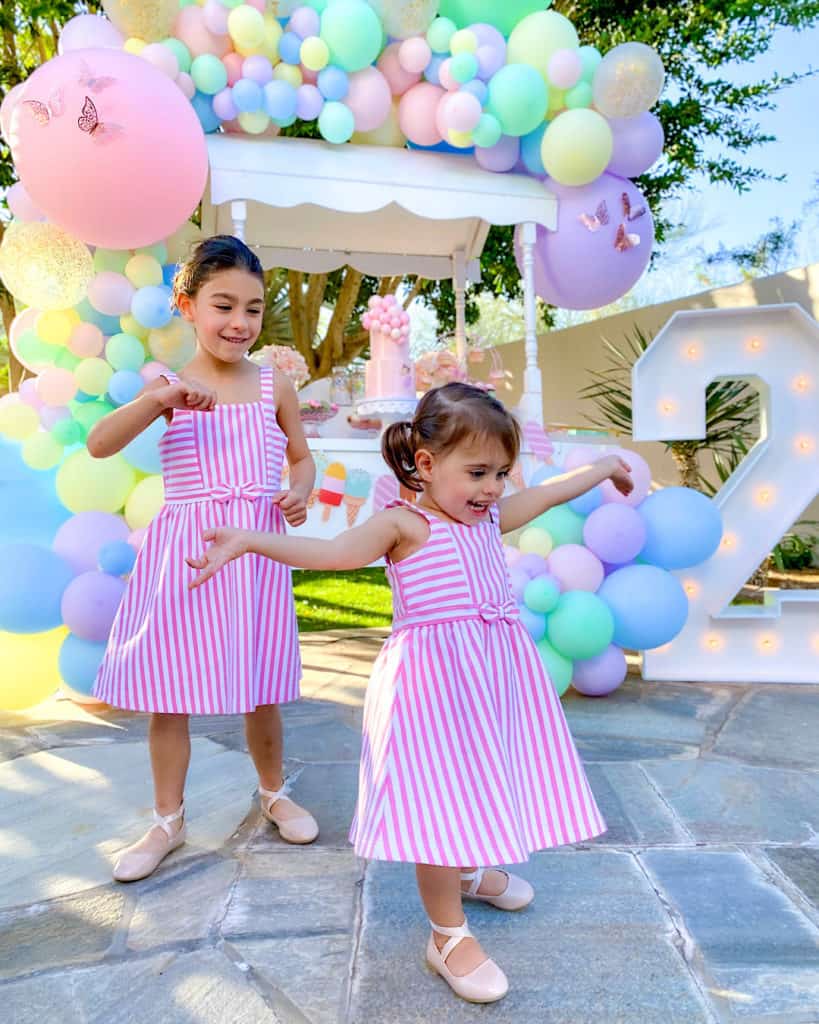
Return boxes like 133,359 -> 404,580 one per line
381,421 -> 422,493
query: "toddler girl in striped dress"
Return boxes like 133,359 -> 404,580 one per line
89,236 -> 318,882
187,383 -> 633,1003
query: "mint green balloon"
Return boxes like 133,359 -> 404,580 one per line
319,101 -> 355,144
450,52 -> 478,84
52,418 -> 83,446
533,505 -> 585,546
488,64 -> 547,137
54,348 -> 80,371
427,16 -> 457,53
106,333 -> 146,372
321,1 -> 383,72
439,1 -> 549,37
548,591 -> 614,661
162,38 -> 192,74
565,81 -> 593,110
578,45 -> 602,82
472,112 -> 502,148
536,637 -> 573,696
93,249 -> 129,274
17,331 -> 57,368
191,54 -> 228,96
309,0 -> 329,11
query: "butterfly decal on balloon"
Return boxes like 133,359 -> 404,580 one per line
578,201 -> 609,233
78,60 -> 117,94
22,89 -> 64,126
77,96 -> 123,144
613,192 -> 646,251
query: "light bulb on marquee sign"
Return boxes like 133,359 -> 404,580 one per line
632,304 -> 819,684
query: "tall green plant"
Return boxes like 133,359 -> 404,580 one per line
580,326 -> 760,490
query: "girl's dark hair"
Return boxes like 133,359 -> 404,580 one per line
172,234 -> 264,306
382,383 -> 521,493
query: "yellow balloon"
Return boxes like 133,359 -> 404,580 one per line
519,526 -> 554,558
450,29 -> 478,55
120,314 -> 150,342
0,628 -> 67,711
148,318 -> 197,369
0,397 -> 39,440
102,0 -> 178,43
125,253 -> 163,289
229,5 -> 265,50
300,36 -> 329,72
37,309 -> 80,347
123,36 -> 147,54
541,108 -> 613,186
165,220 -> 203,264
75,357 -> 114,397
352,99 -> 407,148
125,475 -> 165,530
273,62 -> 303,87
262,14 -> 283,63
238,111 -> 271,134
0,221 -> 93,311
507,11 -> 579,84
447,128 -> 474,149
22,431 -> 64,471
57,449 -> 136,514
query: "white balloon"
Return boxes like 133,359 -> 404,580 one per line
592,42 -> 665,119
367,0 -> 441,40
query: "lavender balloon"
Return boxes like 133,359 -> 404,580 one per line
475,134 -> 520,172
583,503 -> 646,565
607,113 -> 665,178
515,173 -> 654,310
61,570 -> 126,643
572,644 -> 627,696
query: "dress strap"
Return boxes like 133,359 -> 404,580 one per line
384,497 -> 431,522
260,365 -> 275,406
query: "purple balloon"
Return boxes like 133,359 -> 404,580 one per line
471,24 -> 506,49
288,7 -> 320,38
242,56 -> 274,85
296,83 -> 324,121
53,511 -> 129,575
572,644 -> 627,696
475,134 -> 520,172
517,552 -> 548,578
509,566 -> 529,601
476,44 -> 506,81
583,503 -> 647,565
61,570 -> 126,642
213,87 -> 238,122
515,173 -> 654,310
607,113 -> 664,179
40,406 -> 70,430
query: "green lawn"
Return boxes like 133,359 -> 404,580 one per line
293,568 -> 393,631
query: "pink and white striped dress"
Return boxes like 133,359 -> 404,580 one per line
94,366 -> 301,715
350,501 -> 605,866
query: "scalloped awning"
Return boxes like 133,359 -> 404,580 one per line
202,134 -> 557,280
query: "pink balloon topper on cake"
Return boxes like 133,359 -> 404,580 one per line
362,293 -> 410,343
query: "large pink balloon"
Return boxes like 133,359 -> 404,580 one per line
345,67 -> 392,133
11,49 -> 208,249
0,82 -> 25,142
379,43 -> 422,97
7,182 -> 45,222
398,82 -> 444,147
58,14 -> 125,54
515,173 -> 654,310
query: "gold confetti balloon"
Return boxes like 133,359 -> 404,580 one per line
592,42 -> 665,119
368,0 -> 441,39
0,220 -> 94,310
101,0 -> 179,44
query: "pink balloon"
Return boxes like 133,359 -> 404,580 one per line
445,91 -> 482,132
475,135 -> 520,172
562,445 -> 598,471
223,52 -> 245,86
141,43 -> 179,79
58,14 -> 124,54
345,67 -> 392,132
11,49 -> 209,250
547,544 -> 604,593
203,0 -> 230,36
399,37 -> 432,75
300,65 -> 319,85
140,360 -> 169,382
87,272 -> 135,316
548,49 -> 582,89
246,0 -> 265,10
7,182 -> 45,222
398,82 -> 444,147
36,367 -> 79,407
176,72 -> 196,100
600,447 -> 652,506
128,527 -> 148,550
0,82 -> 25,143
69,322 -> 105,358
173,6 -> 232,58
19,378 -> 43,409
439,59 -> 459,92
378,42 -> 421,97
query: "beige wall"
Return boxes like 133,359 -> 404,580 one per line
480,265 -> 819,518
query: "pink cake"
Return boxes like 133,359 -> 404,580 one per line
361,294 -> 414,402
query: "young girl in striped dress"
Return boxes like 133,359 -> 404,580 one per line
187,383 -> 633,1003
89,236 -> 318,883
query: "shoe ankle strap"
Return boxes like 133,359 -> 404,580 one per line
152,802 -> 184,838
460,867 -> 484,896
259,784 -> 287,811
429,917 -> 471,963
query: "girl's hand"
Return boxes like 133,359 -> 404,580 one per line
156,378 -> 216,412
273,489 -> 308,527
186,527 -> 248,589
600,455 -> 634,496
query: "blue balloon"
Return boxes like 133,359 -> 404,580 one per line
74,298 -> 121,337
162,264 -> 177,288
122,416 -> 166,475
0,440 -> 71,544
638,487 -> 723,570
131,285 -> 173,330
521,124 -> 547,176
279,31 -> 303,64
597,564 -> 689,651
424,54 -> 444,85
317,65 -> 348,101
264,80 -> 297,122
108,370 -> 144,407
73,390 -> 97,404
518,604 -> 547,642
98,540 -> 136,576
568,485 -> 603,517
190,90 -> 221,133
530,464 -> 562,486
59,633 -> 107,695
232,78 -> 264,113
406,139 -> 474,155
0,543 -> 75,633
462,79 -> 489,105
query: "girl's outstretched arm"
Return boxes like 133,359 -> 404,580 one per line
498,455 -> 633,534
186,509 -> 403,588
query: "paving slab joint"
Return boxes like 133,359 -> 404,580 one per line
636,762 -> 698,844
219,938 -> 309,1023
341,858 -> 368,1023
699,688 -> 753,756
744,847 -> 819,934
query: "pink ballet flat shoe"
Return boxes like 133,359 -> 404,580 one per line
112,803 -> 186,883
426,917 -> 508,1004
259,785 -> 319,845
460,867 -> 534,911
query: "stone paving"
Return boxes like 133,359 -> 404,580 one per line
1,630 -> 819,1023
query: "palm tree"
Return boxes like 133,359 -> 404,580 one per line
579,326 -> 760,491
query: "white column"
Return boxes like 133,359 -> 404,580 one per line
230,200 -> 248,242
520,221 -> 543,424
453,249 -> 467,363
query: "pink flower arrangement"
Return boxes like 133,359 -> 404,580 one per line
299,398 -> 339,422
414,335 -> 507,393
251,345 -> 310,389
